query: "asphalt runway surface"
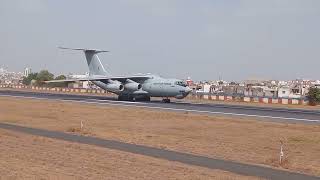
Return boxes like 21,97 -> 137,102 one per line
1,89 -> 320,124
0,123 -> 319,180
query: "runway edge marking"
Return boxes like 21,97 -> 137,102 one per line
1,94 -> 319,123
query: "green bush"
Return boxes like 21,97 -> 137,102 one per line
49,74 -> 68,88
35,70 -> 54,86
22,73 -> 38,85
22,70 -> 68,87
307,87 -> 320,106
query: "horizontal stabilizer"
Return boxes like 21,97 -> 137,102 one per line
58,46 -> 109,53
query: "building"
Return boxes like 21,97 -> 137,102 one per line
278,87 -> 291,98
0,67 -> 23,85
24,67 -> 31,77
186,77 -> 193,86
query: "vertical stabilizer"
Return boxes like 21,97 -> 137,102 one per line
58,47 -> 110,76
84,50 -> 108,76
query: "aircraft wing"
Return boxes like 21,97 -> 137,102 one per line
44,78 -> 91,83
45,75 -> 150,83
109,76 -> 150,83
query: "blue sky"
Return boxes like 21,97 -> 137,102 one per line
1,0 -> 319,81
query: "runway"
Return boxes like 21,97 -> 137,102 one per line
1,89 -> 320,124
0,122 -> 319,180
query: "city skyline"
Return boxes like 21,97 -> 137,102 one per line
2,65 -> 320,83
1,0 -> 320,81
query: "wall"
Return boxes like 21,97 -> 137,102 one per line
0,84 -> 309,106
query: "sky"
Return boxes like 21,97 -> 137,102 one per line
0,0 -> 319,81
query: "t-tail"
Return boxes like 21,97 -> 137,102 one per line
58,47 -> 110,76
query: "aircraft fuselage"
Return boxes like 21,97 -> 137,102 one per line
92,75 -> 192,101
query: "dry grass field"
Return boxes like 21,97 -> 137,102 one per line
0,130 -> 262,180
1,96 -> 320,178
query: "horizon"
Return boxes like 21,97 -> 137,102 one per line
1,65 -> 319,83
1,0 -> 319,81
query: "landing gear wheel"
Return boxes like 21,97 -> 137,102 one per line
135,96 -> 150,102
162,99 -> 170,103
146,96 -> 151,101
118,95 -> 134,101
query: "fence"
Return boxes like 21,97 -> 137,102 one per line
0,84 -> 109,94
0,84 -> 309,105
189,93 -> 309,105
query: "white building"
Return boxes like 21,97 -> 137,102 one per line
278,86 -> 305,99
203,84 -> 211,93
24,67 -> 31,77
278,87 -> 291,98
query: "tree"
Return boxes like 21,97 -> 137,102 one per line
307,87 -> 320,106
35,70 -> 54,86
22,73 -> 38,85
55,75 -> 66,80
49,74 -> 68,87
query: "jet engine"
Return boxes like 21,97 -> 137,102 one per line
104,81 -> 124,92
106,83 -> 124,92
124,79 -> 142,91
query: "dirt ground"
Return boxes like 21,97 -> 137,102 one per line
0,130 -> 262,180
1,96 -> 320,177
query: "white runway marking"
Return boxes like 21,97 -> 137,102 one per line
1,94 -> 319,123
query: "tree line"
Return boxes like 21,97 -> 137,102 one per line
22,70 -> 320,106
307,87 -> 320,106
22,70 -> 68,87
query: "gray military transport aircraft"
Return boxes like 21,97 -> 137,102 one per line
46,47 -> 192,103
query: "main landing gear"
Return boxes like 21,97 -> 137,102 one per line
118,95 -> 133,101
118,95 -> 151,102
137,96 -> 150,102
162,98 -> 171,103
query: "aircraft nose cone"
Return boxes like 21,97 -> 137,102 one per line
183,87 -> 192,97
186,86 -> 192,93
176,87 -> 192,99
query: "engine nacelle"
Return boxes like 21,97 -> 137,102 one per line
124,80 -> 142,91
105,82 -> 124,92
91,80 -> 124,93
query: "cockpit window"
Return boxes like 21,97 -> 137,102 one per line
175,81 -> 187,87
